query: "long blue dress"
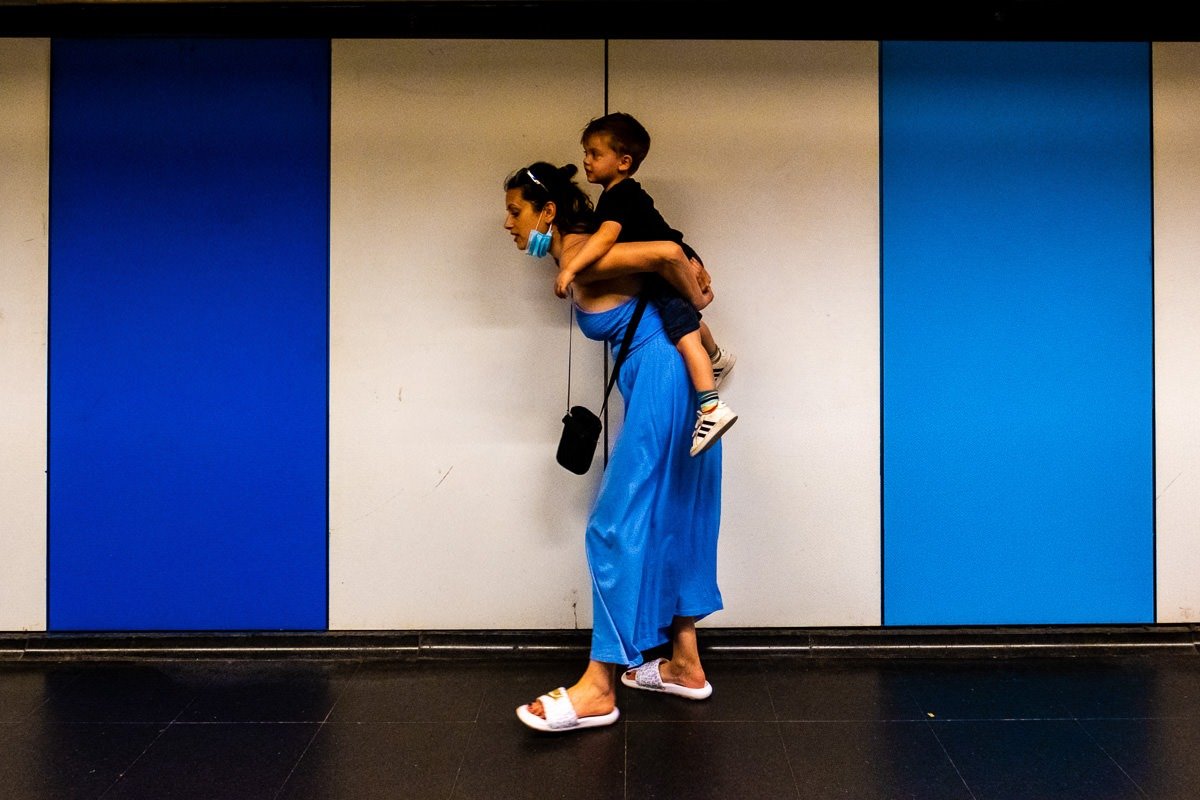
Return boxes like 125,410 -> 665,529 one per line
574,296 -> 723,667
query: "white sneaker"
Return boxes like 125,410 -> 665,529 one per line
690,401 -> 738,456
710,347 -> 736,389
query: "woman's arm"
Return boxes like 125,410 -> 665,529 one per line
572,240 -> 713,309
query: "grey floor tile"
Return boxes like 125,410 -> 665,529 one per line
30,663 -> 211,724
175,660 -> 360,722
763,657 -> 927,720
0,664 -> 82,723
934,719 -> 1144,800
903,658 -> 1076,720
278,722 -> 472,800
327,660 -> 490,723
0,721 -> 162,800
452,720 -> 625,800
1083,716 -> 1200,800
626,720 -> 798,800
780,720 -> 972,800
102,722 -> 318,800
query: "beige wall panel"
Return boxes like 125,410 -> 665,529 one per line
1153,43 -> 1200,623
329,40 -> 607,629
0,39 -> 49,632
608,40 -> 882,626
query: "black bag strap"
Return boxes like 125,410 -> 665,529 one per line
599,294 -> 648,417
566,300 -> 575,411
564,292 -> 648,416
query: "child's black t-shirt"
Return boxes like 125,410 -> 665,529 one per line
594,178 -> 700,262
595,178 -> 702,344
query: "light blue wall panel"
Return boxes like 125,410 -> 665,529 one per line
49,39 -> 330,630
881,41 -> 1153,625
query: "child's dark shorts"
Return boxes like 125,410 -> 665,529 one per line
642,274 -> 700,345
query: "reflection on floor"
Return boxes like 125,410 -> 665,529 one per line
2,650 -> 1198,799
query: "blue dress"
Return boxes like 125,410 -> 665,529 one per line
575,296 -> 723,667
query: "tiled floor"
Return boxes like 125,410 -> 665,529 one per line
2,650 -> 1199,799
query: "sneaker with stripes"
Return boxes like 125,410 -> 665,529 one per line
690,401 -> 738,456
710,347 -> 736,389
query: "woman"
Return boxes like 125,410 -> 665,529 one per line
503,162 -> 724,733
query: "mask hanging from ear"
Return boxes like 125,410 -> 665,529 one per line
526,210 -> 552,258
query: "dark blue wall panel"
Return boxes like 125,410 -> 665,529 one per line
49,39 -> 330,630
881,42 -> 1153,625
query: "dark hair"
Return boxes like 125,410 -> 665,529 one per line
504,161 -> 596,234
580,112 -> 650,174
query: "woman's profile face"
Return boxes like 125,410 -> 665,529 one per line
503,189 -> 543,252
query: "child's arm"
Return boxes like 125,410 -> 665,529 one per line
573,240 -> 713,310
554,220 -> 622,298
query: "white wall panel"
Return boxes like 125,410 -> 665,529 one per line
608,40 -> 882,626
329,40 -> 607,628
1153,43 -> 1200,623
0,39 -> 49,631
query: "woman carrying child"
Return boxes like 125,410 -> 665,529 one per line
502,161 -> 724,733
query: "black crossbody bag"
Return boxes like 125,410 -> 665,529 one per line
556,295 -> 648,475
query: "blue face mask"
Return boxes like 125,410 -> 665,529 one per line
526,211 -> 552,258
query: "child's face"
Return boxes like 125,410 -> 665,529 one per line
582,133 -> 624,187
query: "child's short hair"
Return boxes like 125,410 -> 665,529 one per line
581,112 -> 650,174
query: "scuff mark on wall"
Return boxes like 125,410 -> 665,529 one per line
1157,471 -> 1183,500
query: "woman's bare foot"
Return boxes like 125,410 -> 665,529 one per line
525,662 -> 617,720
624,657 -> 707,690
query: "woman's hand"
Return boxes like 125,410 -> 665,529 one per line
689,258 -> 714,309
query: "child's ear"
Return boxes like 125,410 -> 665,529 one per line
618,154 -> 633,173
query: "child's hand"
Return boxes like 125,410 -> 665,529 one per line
690,258 -> 714,310
554,270 -> 575,298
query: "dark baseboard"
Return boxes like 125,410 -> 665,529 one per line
3,625 -> 1198,662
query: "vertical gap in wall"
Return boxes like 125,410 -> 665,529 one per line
603,39 -> 609,115
1147,40 -> 1157,624
45,39 -> 56,632
324,36 -> 333,633
601,39 -> 612,470
876,39 -> 887,627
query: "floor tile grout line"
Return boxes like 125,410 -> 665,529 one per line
623,714 -> 629,800
759,657 -> 805,799
439,658 -> 492,798
445,718 -> 478,799
922,714 -> 980,800
270,719 -> 328,800
96,697 -> 195,799
273,658 -> 362,800
320,658 -> 364,723
1072,717 -> 1152,799
773,718 -> 805,800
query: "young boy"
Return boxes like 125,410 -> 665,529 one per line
555,112 -> 737,457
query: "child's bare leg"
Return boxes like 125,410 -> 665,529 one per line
698,321 -> 717,357
686,329 -> 738,456
677,331 -> 715,393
